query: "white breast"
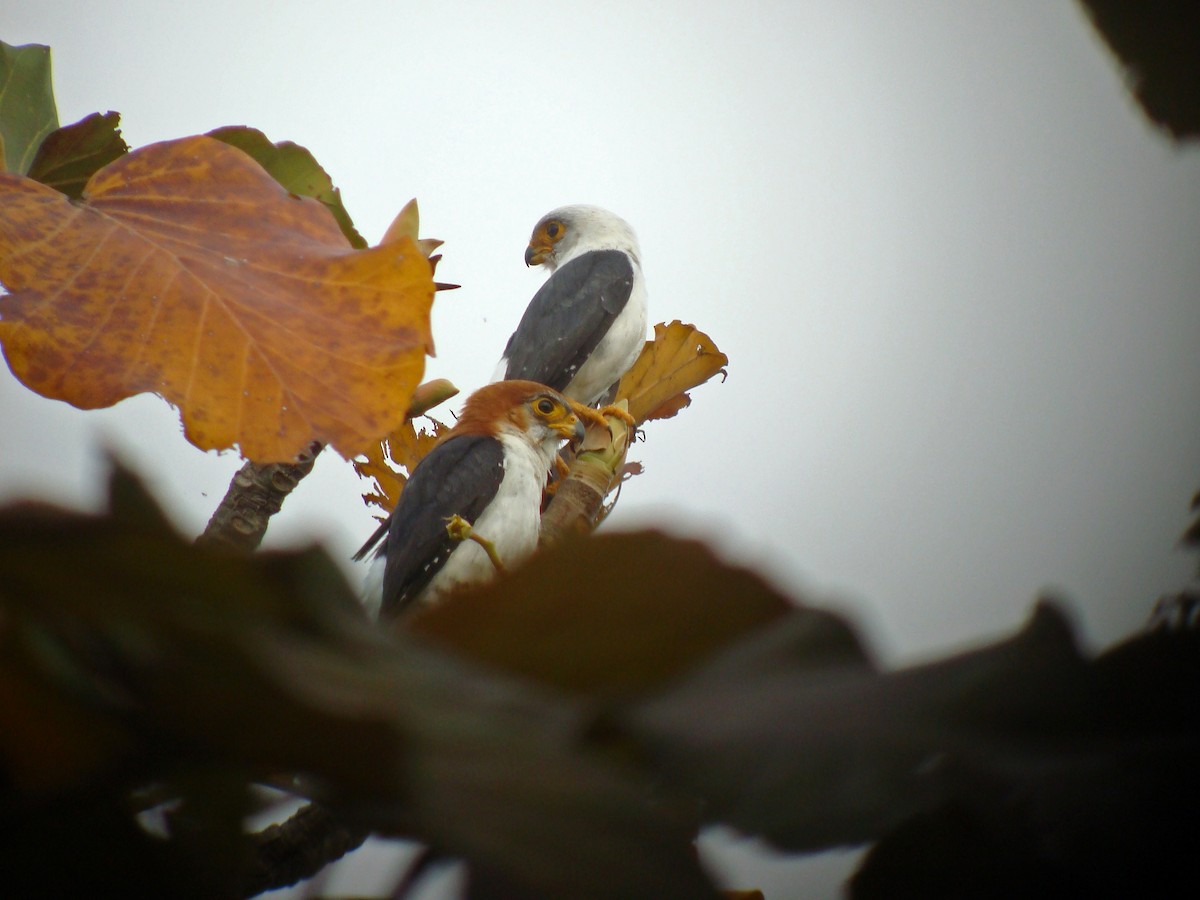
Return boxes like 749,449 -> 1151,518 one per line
414,431 -> 550,606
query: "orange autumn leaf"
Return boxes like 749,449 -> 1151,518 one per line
353,441 -> 408,516
388,417 -> 448,472
353,377 -> 457,515
644,391 -> 692,420
0,135 -> 437,462
615,320 -> 728,424
353,416 -> 448,515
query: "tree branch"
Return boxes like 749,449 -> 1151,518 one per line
195,441 -> 324,552
241,801 -> 368,898
540,404 -> 632,547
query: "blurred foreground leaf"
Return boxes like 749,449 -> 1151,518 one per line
410,530 -> 867,698
625,601 -> 1200,896
0,464 -> 715,899
1077,0 -> 1200,140
851,617 -> 1200,897
3,460 -> 1193,897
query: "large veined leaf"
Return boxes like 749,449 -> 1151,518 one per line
0,135 -> 437,462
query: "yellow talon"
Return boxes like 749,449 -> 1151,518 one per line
597,403 -> 636,428
444,514 -> 506,573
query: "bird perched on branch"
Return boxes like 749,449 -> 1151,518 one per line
355,381 -> 584,619
495,205 -> 648,416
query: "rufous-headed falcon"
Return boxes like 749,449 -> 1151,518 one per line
355,380 -> 584,619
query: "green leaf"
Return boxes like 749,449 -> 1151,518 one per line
0,41 -> 59,174
26,111 -> 128,198
208,125 -> 367,248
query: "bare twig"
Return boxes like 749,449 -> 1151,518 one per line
195,381 -> 458,554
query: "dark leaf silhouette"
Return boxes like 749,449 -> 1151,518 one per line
625,601 -> 1200,896
0,465 -> 715,899
1077,0 -> 1200,140
408,530 -> 858,699
26,111 -> 128,198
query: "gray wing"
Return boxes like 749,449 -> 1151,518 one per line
354,434 -> 505,618
501,249 -> 634,393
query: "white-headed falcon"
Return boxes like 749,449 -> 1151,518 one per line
495,205 -> 648,408
355,380 -> 584,619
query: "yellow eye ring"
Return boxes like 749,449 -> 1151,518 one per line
545,221 -> 562,239
535,398 -> 557,415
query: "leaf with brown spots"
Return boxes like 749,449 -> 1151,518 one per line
0,135 -> 438,462
615,320 -> 728,424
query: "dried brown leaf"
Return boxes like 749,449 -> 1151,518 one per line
615,321 -> 728,424
353,417 -> 448,515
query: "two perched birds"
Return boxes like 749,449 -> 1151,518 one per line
356,205 -> 648,619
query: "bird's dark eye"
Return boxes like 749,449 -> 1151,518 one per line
546,222 -> 561,239
536,398 -> 556,415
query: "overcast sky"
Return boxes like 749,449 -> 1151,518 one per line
4,3 -> 1199,897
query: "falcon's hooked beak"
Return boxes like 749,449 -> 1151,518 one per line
554,415 -> 586,446
525,239 -> 552,267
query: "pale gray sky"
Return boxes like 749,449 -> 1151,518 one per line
4,3 -> 1199,896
